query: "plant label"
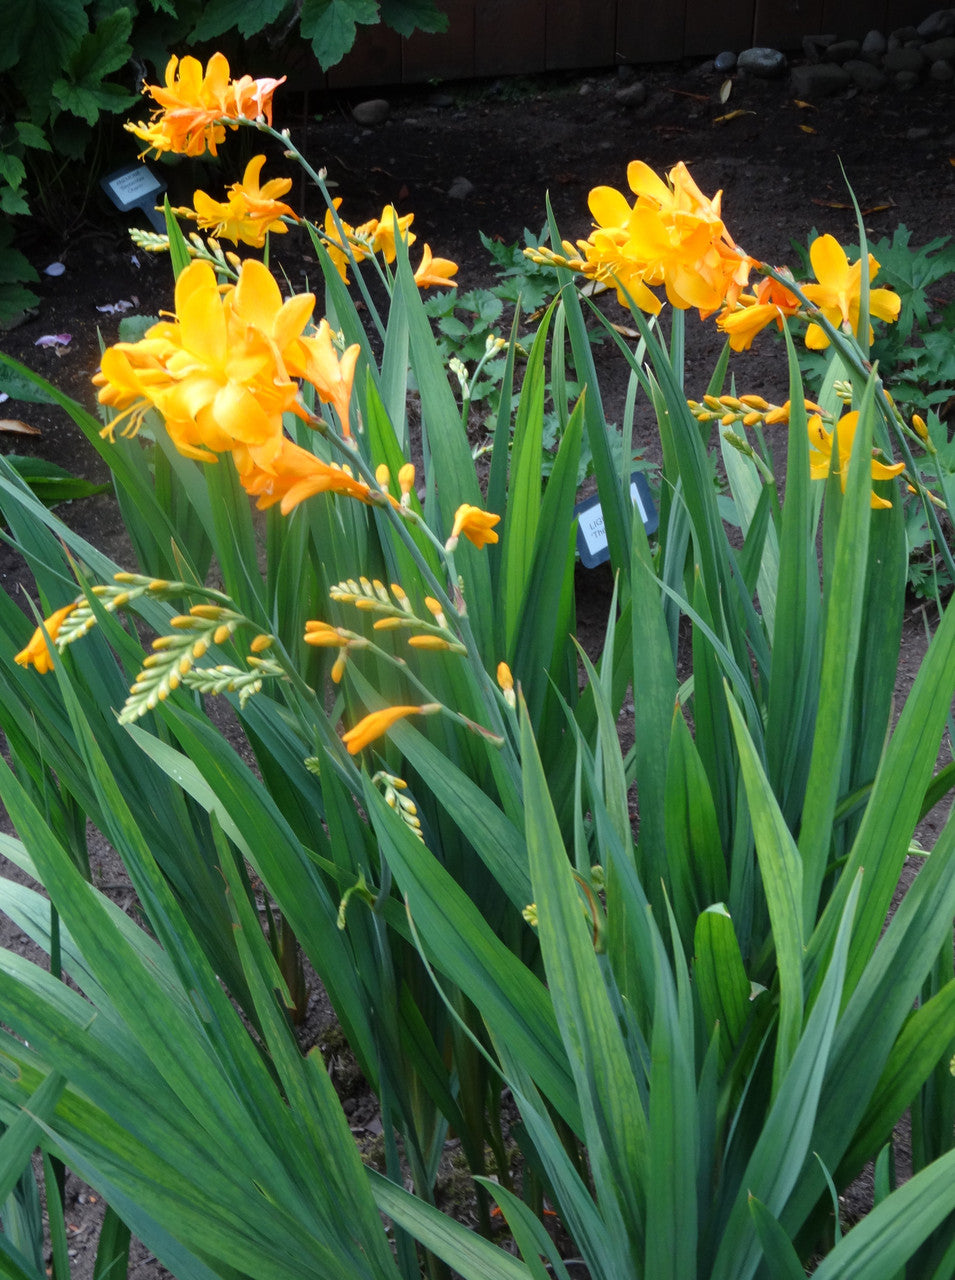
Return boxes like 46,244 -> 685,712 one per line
100,164 -> 168,233
575,472 -> 658,568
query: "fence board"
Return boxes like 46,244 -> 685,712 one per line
546,0 -> 618,69
616,0 -> 685,63
327,23 -> 402,87
684,0 -> 753,56
476,0 -> 548,76
402,0 -> 476,80
753,0 -> 825,48
330,0 -> 949,86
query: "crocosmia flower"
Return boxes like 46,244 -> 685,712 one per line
801,235 -> 900,350
126,53 -> 285,158
717,273 -> 803,351
807,411 -> 905,508
182,155 -> 296,247
583,161 -> 753,315
448,504 -> 501,549
15,604 -> 76,673
94,259 -> 361,479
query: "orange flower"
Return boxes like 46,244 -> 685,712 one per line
126,53 -> 285,159
321,200 -> 363,283
807,411 -> 905,508
297,319 -> 361,435
717,273 -> 803,352
801,235 -> 900,350
233,437 -> 378,514
370,206 -> 416,262
95,259 -> 320,466
574,160 -> 753,316
15,604 -> 76,674
448,504 -> 501,549
414,244 -> 459,289
341,703 -> 438,754
184,155 -> 296,247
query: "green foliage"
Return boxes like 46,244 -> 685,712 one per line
0,100 -> 954,1280
0,0 -> 446,319
424,227 -> 627,483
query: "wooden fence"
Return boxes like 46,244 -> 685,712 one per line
325,0 -> 943,87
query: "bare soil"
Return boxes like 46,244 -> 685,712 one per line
0,56 -> 954,1277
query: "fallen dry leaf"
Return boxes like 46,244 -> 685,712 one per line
714,110 -> 755,124
719,78 -> 733,104
0,419 -> 41,436
799,124 -> 818,134
793,99 -> 817,110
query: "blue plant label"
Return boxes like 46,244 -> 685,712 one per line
575,472 -> 658,568
100,164 -> 168,233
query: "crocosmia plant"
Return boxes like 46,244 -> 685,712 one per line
1,50 -> 955,1280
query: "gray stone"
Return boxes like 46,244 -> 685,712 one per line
790,61 -> 851,97
714,50 -> 737,72
918,8 -> 955,39
921,35 -> 955,60
802,33 -> 837,62
844,59 -> 887,91
614,81 -> 647,106
885,46 -> 928,73
447,176 -> 474,200
428,91 -> 455,108
890,25 -> 921,44
895,69 -> 921,89
616,63 -> 638,83
737,46 -> 786,78
906,125 -> 932,140
825,39 -> 861,62
860,29 -> 887,60
351,98 -> 390,125
930,57 -> 955,79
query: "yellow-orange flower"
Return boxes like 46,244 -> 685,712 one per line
370,206 -> 416,262
414,244 -> 459,289
342,703 -> 437,754
801,235 -> 901,350
184,155 -> 296,247
15,604 -> 76,674
717,273 -> 803,351
297,319 -> 361,435
448,504 -> 501,549
234,437 -> 378,514
807,411 -> 905,508
94,259 -> 305,465
126,53 -> 285,159
574,160 -> 753,316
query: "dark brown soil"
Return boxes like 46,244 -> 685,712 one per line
1,56 -> 954,1277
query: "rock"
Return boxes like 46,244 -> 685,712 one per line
930,57 -> 955,79
790,61 -> 851,98
918,8 -> 955,39
351,98 -> 390,125
895,69 -> 921,89
714,50 -> 737,72
844,59 -> 887,91
614,81 -> 647,106
802,33 -> 837,62
906,125 -> 932,140
885,46 -> 928,73
427,91 -> 455,108
860,29 -> 887,60
616,63 -> 638,83
737,46 -> 786,78
825,39 -> 861,61
447,176 -> 474,200
921,35 -> 955,61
